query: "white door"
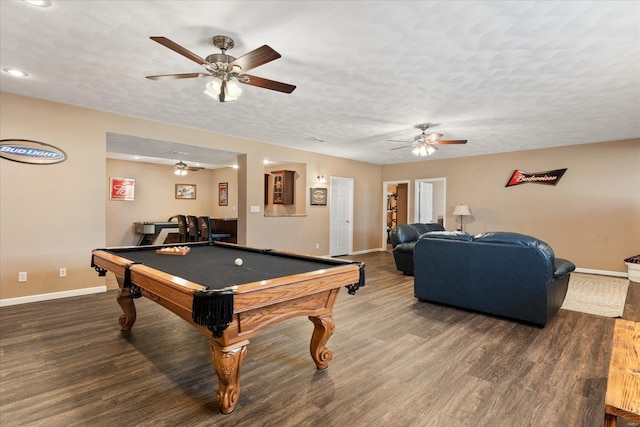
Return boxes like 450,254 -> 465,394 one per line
418,181 -> 433,223
330,177 -> 353,256
414,178 -> 446,228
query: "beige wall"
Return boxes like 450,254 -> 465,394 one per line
211,167 -> 239,219
106,159 -> 217,247
1,92 -> 381,300
1,91 -> 636,302
383,140 -> 640,272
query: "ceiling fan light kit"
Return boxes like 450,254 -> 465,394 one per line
204,76 -> 242,102
412,144 -> 438,157
147,34 -> 295,103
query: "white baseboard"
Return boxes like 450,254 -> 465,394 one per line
0,265 -> 623,308
0,286 -> 107,307
574,267 -> 628,278
350,248 -> 384,255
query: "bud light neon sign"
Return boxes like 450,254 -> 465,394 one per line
0,139 -> 67,165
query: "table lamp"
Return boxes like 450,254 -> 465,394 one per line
453,204 -> 471,232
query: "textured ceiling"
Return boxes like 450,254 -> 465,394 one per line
1,0 -> 639,167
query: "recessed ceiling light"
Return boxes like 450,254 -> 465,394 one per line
23,0 -> 52,7
2,68 -> 29,78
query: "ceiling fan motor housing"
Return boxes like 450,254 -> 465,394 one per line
205,53 -> 237,72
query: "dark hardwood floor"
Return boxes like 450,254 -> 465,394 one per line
1,250 -> 638,426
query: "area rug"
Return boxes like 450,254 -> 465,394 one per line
561,272 -> 629,317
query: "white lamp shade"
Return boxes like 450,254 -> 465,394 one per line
204,78 -> 222,98
453,204 -> 471,216
225,78 -> 242,98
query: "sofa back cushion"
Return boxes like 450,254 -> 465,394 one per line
474,232 -> 555,264
421,231 -> 474,242
412,223 -> 445,235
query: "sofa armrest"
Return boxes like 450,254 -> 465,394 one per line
553,258 -> 576,278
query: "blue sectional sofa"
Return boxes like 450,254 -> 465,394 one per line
413,231 -> 576,326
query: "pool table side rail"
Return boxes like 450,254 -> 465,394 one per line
92,249 -> 361,299
126,261 -> 360,312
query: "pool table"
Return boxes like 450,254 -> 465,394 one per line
91,241 -> 364,414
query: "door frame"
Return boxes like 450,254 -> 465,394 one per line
414,177 -> 446,229
329,176 -> 354,256
381,179 -> 410,250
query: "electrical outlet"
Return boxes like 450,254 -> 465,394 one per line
59,268 -> 67,278
18,272 -> 27,282
315,243 -> 319,249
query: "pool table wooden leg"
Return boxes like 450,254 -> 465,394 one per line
115,276 -> 136,331
309,314 -> 335,369
210,340 -> 249,415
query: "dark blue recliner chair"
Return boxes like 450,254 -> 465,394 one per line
388,223 -> 445,275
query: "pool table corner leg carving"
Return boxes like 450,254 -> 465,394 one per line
115,276 -> 136,331
210,340 -> 249,415
309,314 -> 335,369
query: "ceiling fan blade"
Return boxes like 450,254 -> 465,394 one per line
146,72 -> 209,81
240,74 -> 296,93
390,145 -> 415,151
437,140 -> 468,145
387,139 -> 412,143
231,45 -> 281,72
186,167 -> 204,171
150,36 -> 208,66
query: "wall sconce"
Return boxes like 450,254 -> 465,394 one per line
317,173 -> 327,184
452,204 -> 471,232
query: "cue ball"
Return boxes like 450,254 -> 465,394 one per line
234,258 -> 243,266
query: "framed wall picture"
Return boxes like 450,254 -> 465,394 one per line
109,177 -> 135,201
310,187 -> 327,206
219,182 -> 228,206
175,184 -> 196,199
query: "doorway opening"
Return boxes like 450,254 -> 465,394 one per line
382,180 -> 410,250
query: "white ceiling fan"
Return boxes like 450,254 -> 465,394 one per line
173,160 -> 203,176
389,124 -> 468,156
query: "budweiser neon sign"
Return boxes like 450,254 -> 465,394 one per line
506,168 -> 567,187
